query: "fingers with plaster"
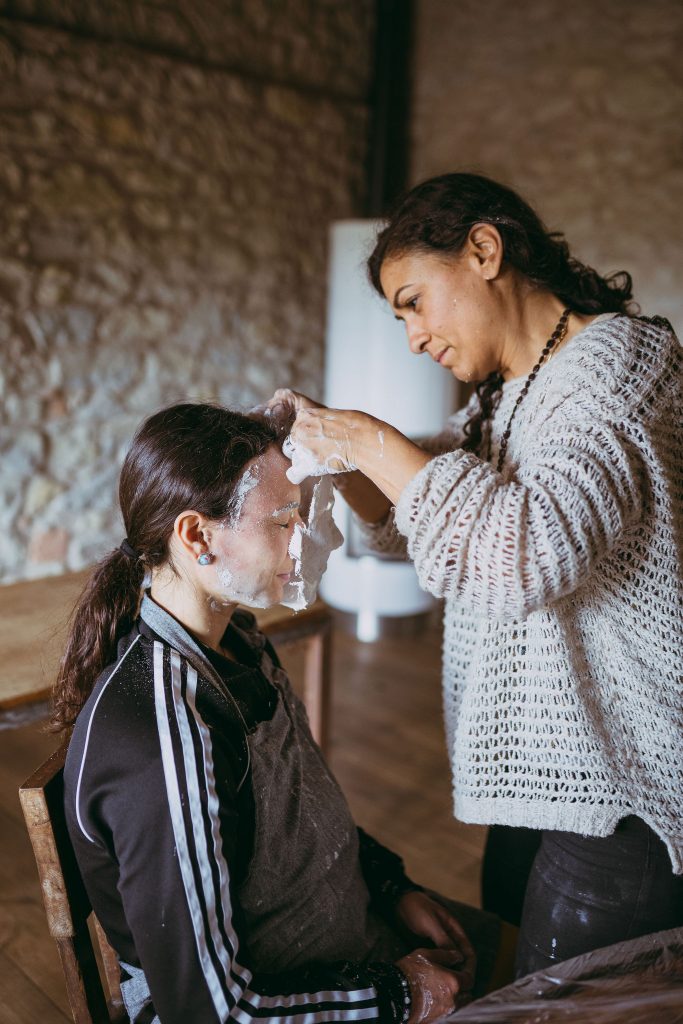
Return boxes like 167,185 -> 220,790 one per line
284,407 -> 382,484
397,947 -> 471,1024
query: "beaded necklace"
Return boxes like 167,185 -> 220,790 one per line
495,307 -> 572,473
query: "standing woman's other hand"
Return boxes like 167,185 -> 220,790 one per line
396,891 -> 477,996
397,948 -> 470,1023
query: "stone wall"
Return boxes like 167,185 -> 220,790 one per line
411,0 -> 683,332
0,3 -> 375,582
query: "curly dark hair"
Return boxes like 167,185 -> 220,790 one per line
368,173 -> 636,456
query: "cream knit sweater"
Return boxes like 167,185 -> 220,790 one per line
359,314 -> 683,872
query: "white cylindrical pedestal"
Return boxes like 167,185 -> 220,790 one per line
320,220 -> 456,639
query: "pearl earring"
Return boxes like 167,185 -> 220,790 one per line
198,552 -> 213,566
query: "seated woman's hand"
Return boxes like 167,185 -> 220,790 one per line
396,891 -> 476,995
396,948 -> 470,1023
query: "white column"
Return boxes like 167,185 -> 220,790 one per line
320,219 -> 456,630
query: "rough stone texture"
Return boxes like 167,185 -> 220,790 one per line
0,10 -> 373,582
411,0 -> 683,333
0,0 -> 375,96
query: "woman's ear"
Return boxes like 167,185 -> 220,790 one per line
173,510 -> 211,563
467,223 -> 504,280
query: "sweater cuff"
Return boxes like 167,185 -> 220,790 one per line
352,508 -> 408,557
394,455 -> 440,537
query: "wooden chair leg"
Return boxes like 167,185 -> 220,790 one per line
93,916 -> 125,1018
56,934 -> 110,1024
302,622 -> 332,754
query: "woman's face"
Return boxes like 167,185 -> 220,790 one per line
380,249 -> 503,383
208,446 -> 302,609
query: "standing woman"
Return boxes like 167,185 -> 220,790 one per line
280,173 -> 683,975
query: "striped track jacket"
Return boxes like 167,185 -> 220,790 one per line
64,617 -> 413,1024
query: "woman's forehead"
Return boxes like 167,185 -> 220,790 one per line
242,446 -> 299,511
380,251 -> 437,295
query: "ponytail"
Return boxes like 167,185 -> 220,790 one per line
51,547 -> 145,732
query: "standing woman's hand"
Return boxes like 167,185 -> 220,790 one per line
288,406 -> 432,501
288,407 -> 382,475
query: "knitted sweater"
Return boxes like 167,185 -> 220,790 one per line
359,315 -> 683,872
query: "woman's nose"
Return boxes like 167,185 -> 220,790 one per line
405,320 -> 430,354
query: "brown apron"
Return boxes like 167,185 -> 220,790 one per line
238,663 -> 408,971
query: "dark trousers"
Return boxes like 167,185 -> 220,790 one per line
482,818 -> 683,978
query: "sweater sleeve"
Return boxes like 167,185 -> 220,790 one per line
353,402 -> 475,557
101,643 -> 409,1024
394,407 -> 648,620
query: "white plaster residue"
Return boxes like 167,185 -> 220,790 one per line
282,433 -> 356,485
280,474 -> 343,611
214,562 -> 271,610
228,463 -> 258,525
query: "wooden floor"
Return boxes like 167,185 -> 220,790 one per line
0,614 -> 486,1024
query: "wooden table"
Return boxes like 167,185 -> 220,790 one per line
0,571 -> 333,751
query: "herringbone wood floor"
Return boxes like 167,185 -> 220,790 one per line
0,615 -> 486,1023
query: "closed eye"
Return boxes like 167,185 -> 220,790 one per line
395,295 -> 420,318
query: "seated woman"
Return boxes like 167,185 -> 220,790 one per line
56,402 -> 499,1024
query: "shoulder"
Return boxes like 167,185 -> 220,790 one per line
64,626 -> 240,785
65,629 -> 249,839
540,314 -> 681,418
64,631 -> 157,786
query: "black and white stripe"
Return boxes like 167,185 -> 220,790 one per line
153,641 -> 379,1023
75,635 -> 142,843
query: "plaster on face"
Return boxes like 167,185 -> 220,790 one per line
227,463 -> 259,525
280,474 -> 343,611
204,443 -> 342,613
208,450 -> 299,610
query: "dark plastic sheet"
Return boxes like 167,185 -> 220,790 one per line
449,926 -> 683,1022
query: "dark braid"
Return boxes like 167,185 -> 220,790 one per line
462,373 -> 504,456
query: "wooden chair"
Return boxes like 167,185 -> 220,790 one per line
19,744 -> 126,1023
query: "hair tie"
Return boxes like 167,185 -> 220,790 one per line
119,538 -> 137,560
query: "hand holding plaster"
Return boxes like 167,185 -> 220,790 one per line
285,407 -> 384,484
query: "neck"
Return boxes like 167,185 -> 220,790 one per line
499,288 -> 569,382
150,569 -> 237,652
